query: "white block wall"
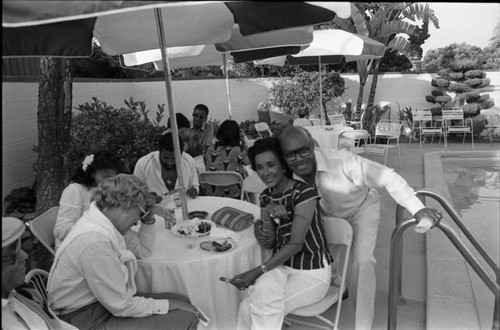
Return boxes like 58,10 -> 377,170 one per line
3,71 -> 499,201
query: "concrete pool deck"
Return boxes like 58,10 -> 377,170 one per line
286,140 -> 499,330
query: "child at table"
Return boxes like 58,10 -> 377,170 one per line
228,137 -> 333,330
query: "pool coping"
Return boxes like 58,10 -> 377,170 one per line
423,150 -> 500,330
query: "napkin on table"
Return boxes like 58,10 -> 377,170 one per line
209,227 -> 242,241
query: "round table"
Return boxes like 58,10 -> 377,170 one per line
134,196 -> 267,330
305,125 -> 354,151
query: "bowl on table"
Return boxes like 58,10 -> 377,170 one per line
188,210 -> 209,219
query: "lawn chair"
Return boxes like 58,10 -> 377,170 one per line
441,107 -> 474,148
25,268 -> 50,302
409,109 -> 443,148
241,173 -> 266,206
27,206 -> 59,256
327,113 -> 347,127
284,217 -> 353,330
364,121 -> 403,168
338,129 -> 370,155
199,171 -> 244,199
254,122 -> 273,138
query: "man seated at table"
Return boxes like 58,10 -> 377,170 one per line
134,132 -> 199,199
2,216 -> 78,330
183,104 -> 215,158
292,110 -> 313,127
47,174 -> 201,330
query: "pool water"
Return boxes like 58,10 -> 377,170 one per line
442,158 -> 499,330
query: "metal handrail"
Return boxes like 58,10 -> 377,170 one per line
388,188 -> 500,330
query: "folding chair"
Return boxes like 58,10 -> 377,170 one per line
441,107 -> 474,148
284,217 -> 353,330
27,206 -> 59,256
241,173 -> 266,205
338,129 -> 369,155
25,268 -> 50,302
254,122 -> 273,138
327,113 -> 347,127
364,121 -> 403,168
198,171 -> 244,199
409,109 -> 443,148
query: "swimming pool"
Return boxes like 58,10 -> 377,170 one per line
442,155 -> 499,330
424,151 -> 500,330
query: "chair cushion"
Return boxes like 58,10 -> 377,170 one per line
290,286 -> 341,316
211,207 -> 254,232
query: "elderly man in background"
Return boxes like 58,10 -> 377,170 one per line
2,217 -> 78,330
256,126 -> 442,330
184,104 -> 215,158
47,174 -> 200,330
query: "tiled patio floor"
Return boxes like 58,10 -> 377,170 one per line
285,139 -> 499,330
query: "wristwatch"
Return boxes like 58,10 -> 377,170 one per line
260,264 -> 268,273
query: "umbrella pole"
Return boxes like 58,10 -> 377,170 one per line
222,53 -> 233,119
154,8 -> 188,220
318,56 -> 324,125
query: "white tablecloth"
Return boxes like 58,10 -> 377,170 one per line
305,125 -> 354,151
134,197 -> 267,330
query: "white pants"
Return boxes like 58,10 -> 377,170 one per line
237,263 -> 331,330
338,188 -> 380,330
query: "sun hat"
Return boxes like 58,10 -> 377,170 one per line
2,217 -> 25,248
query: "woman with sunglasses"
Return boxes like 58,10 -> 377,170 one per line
229,138 -> 333,330
47,174 -> 200,330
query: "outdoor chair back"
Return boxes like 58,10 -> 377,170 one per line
441,107 -> 474,148
199,171 -> 244,199
25,268 -> 50,302
241,173 -> 266,205
284,217 -> 352,330
409,109 -> 443,148
327,113 -> 347,127
338,129 -> 370,155
364,121 -> 403,168
254,122 -> 273,138
27,206 -> 59,256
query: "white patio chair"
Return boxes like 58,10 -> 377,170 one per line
241,173 -> 266,206
254,122 -> 273,138
327,113 -> 347,127
27,206 -> 59,256
25,268 -> 50,302
441,107 -> 474,148
199,171 -> 244,199
409,109 -> 443,148
364,121 -> 403,168
338,129 -> 370,155
284,217 -> 353,330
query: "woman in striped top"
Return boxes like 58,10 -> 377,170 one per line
229,137 -> 333,330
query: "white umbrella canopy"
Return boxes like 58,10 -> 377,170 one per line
254,29 -> 386,122
2,1 -> 352,219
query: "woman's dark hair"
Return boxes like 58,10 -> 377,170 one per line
215,120 -> 241,147
158,132 -> 183,152
167,113 -> 190,129
71,150 -> 123,188
247,137 -> 292,178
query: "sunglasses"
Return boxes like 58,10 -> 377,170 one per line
2,238 -> 21,265
138,205 -> 151,221
284,143 -> 313,161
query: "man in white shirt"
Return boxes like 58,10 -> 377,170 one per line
2,216 -> 77,330
134,132 -> 199,199
257,126 -> 442,330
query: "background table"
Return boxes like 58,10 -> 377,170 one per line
134,196 -> 266,330
305,125 -> 354,151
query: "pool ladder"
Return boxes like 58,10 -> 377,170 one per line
388,188 -> 500,330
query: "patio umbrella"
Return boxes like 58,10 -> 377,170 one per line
121,25 -> 315,118
254,29 -> 386,123
2,1 -> 351,220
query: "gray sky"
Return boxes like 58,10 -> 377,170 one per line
421,2 -> 500,55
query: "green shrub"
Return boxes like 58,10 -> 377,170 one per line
477,94 -> 490,103
464,92 -> 481,103
464,78 -> 483,88
479,99 -> 495,109
269,121 -> 292,138
448,72 -> 464,80
464,70 -> 483,79
4,185 -> 36,214
240,120 -> 259,139
431,90 -> 444,97
70,97 -> 167,174
449,82 -> 472,93
462,104 -> 480,116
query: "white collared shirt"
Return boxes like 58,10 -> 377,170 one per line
133,150 -> 199,196
294,148 -> 425,219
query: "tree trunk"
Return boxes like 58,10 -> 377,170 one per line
355,82 -> 366,121
354,59 -> 372,121
367,60 -> 380,108
35,58 -> 72,217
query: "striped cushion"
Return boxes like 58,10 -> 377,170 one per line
211,207 -> 254,232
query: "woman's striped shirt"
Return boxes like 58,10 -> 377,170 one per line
260,181 -> 333,270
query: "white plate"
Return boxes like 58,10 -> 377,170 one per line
199,238 -> 236,254
171,220 -> 214,237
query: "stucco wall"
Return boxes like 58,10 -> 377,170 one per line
3,71 -> 500,200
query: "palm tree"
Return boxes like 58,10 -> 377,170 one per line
333,2 -> 440,119
489,15 -> 500,46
